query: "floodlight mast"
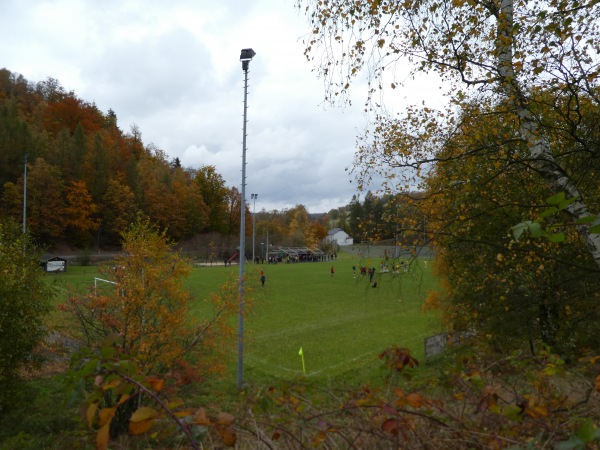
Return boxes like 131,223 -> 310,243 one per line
251,194 -> 258,263
237,47 -> 255,390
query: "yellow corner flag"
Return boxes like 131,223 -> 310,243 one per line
298,347 -> 306,375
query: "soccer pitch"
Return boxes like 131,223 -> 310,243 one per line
48,249 -> 441,385
188,250 -> 441,384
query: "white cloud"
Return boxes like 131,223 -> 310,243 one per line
0,0 -> 443,213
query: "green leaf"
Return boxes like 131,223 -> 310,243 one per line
577,419 -> 597,442
558,196 -> 576,210
576,216 -> 596,225
528,221 -> 542,238
512,222 -> 529,241
539,206 -> 559,218
81,358 -> 100,377
468,372 -> 484,387
101,345 -> 115,359
554,435 -> 584,450
546,192 -> 565,205
547,232 -> 565,243
502,404 -> 523,422
590,224 -> 600,234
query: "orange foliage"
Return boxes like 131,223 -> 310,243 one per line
64,180 -> 99,244
43,95 -> 104,134
65,217 -> 246,378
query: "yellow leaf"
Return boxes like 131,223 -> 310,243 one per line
117,393 -> 130,406
98,407 -> 116,427
167,399 -> 185,409
130,406 -> 159,422
147,376 -> 165,392
406,392 -> 423,408
96,423 -> 110,450
196,408 -> 211,426
525,405 -> 548,418
174,408 -> 195,418
496,253 -> 504,262
102,378 -> 121,391
86,402 -> 99,428
129,418 -> 154,435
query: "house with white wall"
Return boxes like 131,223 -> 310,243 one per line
327,228 -> 354,246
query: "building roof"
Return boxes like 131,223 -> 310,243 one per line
272,246 -> 325,256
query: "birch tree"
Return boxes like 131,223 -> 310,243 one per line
299,0 -> 600,268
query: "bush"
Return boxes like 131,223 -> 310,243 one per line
0,219 -> 53,414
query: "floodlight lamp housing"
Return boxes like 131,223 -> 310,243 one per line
240,48 -> 256,61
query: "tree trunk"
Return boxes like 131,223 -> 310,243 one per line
518,108 -> 600,269
496,0 -> 600,269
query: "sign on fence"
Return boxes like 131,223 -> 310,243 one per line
425,330 -> 475,357
44,257 -> 67,273
424,333 -> 448,357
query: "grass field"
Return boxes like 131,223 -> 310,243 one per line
46,248 -> 441,387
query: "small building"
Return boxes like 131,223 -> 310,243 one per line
43,256 -> 67,273
327,228 -> 354,246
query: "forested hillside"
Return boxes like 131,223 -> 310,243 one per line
0,69 -> 248,248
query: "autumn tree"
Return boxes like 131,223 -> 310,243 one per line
171,167 -> 209,238
63,180 -> 99,246
26,157 -> 65,242
1,181 -> 22,221
421,99 -> 600,354
65,217 -> 239,373
225,186 -> 245,237
194,165 -> 229,234
67,218 -> 192,368
0,220 -> 52,414
307,221 -> 329,247
64,218 -> 245,443
253,210 -> 288,252
286,204 -> 311,246
347,195 -> 365,242
101,179 -> 137,245
84,133 -> 109,203
299,0 -> 600,268
69,122 -> 86,180
42,94 -> 104,135
137,149 -> 186,238
0,99 -> 31,187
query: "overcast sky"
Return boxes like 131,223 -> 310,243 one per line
1,0 -> 444,213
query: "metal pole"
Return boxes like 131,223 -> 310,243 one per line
23,153 -> 28,235
252,194 -> 257,263
237,62 -> 250,390
395,206 -> 399,259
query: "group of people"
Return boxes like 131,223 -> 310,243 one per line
352,265 -> 377,281
262,258 -> 428,288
